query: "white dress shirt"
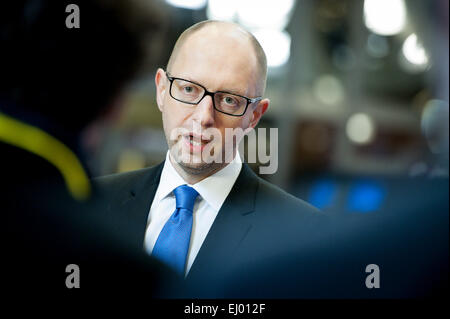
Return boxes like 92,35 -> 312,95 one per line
144,151 -> 242,276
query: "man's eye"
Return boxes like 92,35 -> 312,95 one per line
183,86 -> 195,94
224,96 -> 237,105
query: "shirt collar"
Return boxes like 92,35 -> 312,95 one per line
156,151 -> 242,211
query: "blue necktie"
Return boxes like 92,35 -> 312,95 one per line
152,184 -> 199,275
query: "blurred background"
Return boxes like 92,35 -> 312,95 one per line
81,0 -> 449,215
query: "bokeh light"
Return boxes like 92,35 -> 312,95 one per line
400,33 -> 431,73
166,0 -> 207,10
253,29 -> 291,68
236,0 -> 295,29
313,75 -> 345,106
346,113 -> 376,145
364,0 -> 406,36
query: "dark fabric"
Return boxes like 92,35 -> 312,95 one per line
220,177 -> 449,299
94,163 -> 449,298
1,0 -> 171,310
2,143 -> 182,301
93,161 -> 327,297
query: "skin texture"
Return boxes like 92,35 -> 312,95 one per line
155,22 -> 270,184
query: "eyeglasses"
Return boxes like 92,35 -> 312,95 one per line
165,72 -> 262,117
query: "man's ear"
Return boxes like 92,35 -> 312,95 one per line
155,68 -> 167,112
249,98 -> 269,129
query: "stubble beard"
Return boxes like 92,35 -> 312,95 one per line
169,139 -> 227,178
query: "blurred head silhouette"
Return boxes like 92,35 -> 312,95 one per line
1,0 -> 160,134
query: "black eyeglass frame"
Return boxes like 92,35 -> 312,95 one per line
165,72 -> 262,117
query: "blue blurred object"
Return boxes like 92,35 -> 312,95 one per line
347,179 -> 386,213
308,178 -> 337,209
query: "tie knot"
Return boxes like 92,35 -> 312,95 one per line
173,185 -> 199,211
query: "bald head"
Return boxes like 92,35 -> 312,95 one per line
166,20 -> 267,95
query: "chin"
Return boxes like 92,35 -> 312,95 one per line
171,152 -> 223,177
178,161 -> 217,176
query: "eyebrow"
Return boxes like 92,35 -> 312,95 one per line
173,74 -> 248,97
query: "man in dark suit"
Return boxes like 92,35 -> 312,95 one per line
94,20 -> 326,297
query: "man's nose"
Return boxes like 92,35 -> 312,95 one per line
193,94 -> 215,127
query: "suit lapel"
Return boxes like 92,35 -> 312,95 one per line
186,164 -> 259,280
119,162 -> 164,250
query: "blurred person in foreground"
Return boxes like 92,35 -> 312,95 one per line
1,0 -> 179,303
220,176 -> 448,298
95,20 -> 328,297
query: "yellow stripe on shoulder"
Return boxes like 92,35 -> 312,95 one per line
0,112 -> 91,201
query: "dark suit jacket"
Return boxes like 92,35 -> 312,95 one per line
94,161 -> 327,297
94,162 -> 450,299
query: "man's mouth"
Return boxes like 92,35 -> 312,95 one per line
186,133 -> 211,146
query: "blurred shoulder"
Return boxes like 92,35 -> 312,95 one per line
256,175 -> 322,217
93,162 -> 164,193
239,164 -> 322,220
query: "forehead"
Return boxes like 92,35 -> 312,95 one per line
170,26 -> 259,96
